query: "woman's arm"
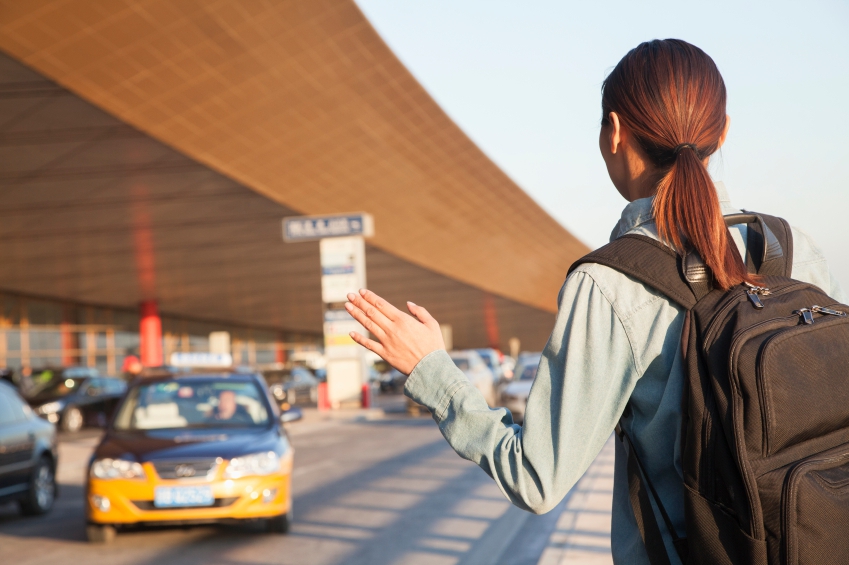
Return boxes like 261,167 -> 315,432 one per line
346,271 -> 642,514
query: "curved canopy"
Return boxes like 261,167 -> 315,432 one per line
0,0 -> 587,314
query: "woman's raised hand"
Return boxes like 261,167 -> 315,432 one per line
345,289 -> 445,375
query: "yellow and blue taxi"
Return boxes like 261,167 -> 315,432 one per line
85,371 -> 300,542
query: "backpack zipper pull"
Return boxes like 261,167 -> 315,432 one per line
747,291 -> 764,309
744,283 -> 771,309
811,305 -> 847,317
794,308 -> 815,324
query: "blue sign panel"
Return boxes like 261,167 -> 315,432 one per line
283,213 -> 374,242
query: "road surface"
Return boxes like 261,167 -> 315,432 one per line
1,403 -> 588,565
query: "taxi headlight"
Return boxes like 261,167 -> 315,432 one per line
90,458 -> 145,480
224,451 -> 280,479
36,401 -> 64,415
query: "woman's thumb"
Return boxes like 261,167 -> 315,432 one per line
407,301 -> 437,326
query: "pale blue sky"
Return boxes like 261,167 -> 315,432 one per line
356,0 -> 849,288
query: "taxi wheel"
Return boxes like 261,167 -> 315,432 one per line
266,510 -> 291,534
86,524 -> 116,544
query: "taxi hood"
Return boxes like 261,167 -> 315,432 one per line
95,427 -> 281,462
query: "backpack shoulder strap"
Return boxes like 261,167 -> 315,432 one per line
568,234 -> 699,310
757,213 -> 794,277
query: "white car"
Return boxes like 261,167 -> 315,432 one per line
501,353 -> 541,423
406,350 -> 497,415
449,350 -> 497,407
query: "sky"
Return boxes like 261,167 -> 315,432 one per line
355,0 -> 849,289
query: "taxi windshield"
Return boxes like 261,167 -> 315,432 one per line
113,379 -> 270,430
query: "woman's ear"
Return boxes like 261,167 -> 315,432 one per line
608,111 -> 622,154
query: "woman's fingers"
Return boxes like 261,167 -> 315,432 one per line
346,292 -> 393,333
344,300 -> 386,337
358,289 -> 403,322
349,331 -> 385,356
407,301 -> 437,327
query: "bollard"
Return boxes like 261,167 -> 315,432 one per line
361,383 -> 371,408
317,382 -> 330,411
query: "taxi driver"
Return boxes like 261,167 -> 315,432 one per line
211,390 -> 252,423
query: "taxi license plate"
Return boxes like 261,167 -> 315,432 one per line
154,486 -> 214,508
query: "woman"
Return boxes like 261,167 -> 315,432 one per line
343,39 -> 844,564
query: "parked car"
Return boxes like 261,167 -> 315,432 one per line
85,371 -> 300,542
20,366 -> 98,398
475,348 -> 504,383
501,353 -> 542,423
27,371 -> 127,432
380,368 -> 408,394
408,350 -> 497,416
0,380 -> 58,516
262,367 -> 318,408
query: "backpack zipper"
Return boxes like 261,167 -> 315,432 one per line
722,311 -> 805,539
745,282 -> 772,309
793,305 -> 846,325
703,282 -> 808,347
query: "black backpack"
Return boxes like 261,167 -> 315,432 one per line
569,213 -> 849,565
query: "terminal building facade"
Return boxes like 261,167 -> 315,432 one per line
0,1 -> 588,376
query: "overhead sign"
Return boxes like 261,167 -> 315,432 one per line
169,352 -> 233,368
283,213 -> 374,242
320,236 -> 366,303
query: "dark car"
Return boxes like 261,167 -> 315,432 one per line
27,370 -> 127,432
379,369 -> 407,394
0,380 -> 58,516
262,367 -> 318,407
85,372 -> 301,542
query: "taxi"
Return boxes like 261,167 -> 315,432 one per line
85,371 -> 300,543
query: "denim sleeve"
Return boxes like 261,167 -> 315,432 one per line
404,270 -> 641,514
789,226 -> 846,303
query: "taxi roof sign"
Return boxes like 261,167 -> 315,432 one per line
283,213 -> 374,242
169,352 -> 233,368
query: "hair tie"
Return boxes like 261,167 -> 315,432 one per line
673,143 -> 698,156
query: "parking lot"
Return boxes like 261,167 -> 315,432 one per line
0,395 -> 613,565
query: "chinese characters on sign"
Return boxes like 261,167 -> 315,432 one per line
283,213 -> 374,242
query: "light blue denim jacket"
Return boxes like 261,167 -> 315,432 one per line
404,182 -> 845,565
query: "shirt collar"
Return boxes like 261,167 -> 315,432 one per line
609,181 -> 737,242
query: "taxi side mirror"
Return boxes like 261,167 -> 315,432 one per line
280,407 -> 303,424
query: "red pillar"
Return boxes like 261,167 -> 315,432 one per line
483,294 -> 501,350
275,340 -> 287,364
61,305 -> 77,367
139,300 -> 162,367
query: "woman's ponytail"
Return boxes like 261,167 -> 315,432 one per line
602,39 -> 755,290
654,145 -> 753,290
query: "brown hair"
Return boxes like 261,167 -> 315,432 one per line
601,39 -> 753,290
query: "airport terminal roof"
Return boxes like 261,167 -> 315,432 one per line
0,0 -> 589,350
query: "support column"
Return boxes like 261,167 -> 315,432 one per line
61,304 -> 78,367
275,335 -> 287,364
139,300 -> 162,367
